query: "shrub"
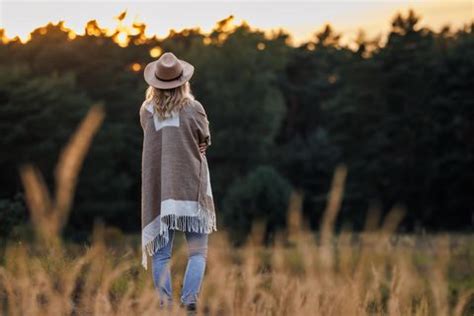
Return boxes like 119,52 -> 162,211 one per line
222,165 -> 292,245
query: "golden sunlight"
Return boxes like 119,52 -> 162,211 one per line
131,63 -> 142,72
149,47 -> 162,58
307,42 -> 316,51
19,34 -> 32,44
0,3 -> 471,47
115,32 -> 129,47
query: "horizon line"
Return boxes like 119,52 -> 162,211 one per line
1,10 -> 472,49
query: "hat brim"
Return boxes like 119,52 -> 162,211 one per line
144,59 -> 194,89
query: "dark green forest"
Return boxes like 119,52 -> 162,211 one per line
0,10 -> 473,243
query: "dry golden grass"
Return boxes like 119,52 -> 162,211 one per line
0,106 -> 473,315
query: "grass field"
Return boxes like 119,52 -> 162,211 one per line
1,220 -> 473,315
1,106 -> 473,315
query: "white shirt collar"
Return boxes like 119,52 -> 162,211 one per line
143,101 -> 181,131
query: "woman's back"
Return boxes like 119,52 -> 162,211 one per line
140,97 -> 216,269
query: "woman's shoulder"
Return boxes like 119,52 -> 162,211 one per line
185,99 -> 207,117
140,100 -> 152,115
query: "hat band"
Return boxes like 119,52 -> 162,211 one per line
155,69 -> 183,82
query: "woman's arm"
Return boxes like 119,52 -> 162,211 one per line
194,101 -> 212,149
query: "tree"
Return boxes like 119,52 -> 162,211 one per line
0,65 -> 92,195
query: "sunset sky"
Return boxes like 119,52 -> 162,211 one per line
0,1 -> 472,45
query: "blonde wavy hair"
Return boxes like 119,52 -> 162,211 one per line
145,82 -> 194,120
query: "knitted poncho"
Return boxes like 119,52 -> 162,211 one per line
139,98 -> 217,270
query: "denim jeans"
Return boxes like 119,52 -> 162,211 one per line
152,228 -> 208,308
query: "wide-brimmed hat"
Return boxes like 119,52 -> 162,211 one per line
144,52 -> 194,89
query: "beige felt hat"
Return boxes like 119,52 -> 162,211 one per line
144,52 -> 194,89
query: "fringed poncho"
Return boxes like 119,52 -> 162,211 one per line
139,99 -> 217,270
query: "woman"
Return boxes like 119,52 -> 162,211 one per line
139,52 -> 217,313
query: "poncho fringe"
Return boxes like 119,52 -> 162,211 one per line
141,203 -> 217,269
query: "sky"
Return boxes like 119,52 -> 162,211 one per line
0,0 -> 472,45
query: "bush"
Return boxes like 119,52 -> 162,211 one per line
222,165 -> 292,245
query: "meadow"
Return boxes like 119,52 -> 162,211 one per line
0,108 -> 473,316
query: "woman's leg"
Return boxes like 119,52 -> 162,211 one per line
180,231 -> 209,307
151,228 -> 175,307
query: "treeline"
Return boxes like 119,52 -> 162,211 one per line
0,10 -> 472,242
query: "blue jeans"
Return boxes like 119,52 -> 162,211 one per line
152,228 -> 208,307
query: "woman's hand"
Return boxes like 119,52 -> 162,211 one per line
199,142 -> 208,155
